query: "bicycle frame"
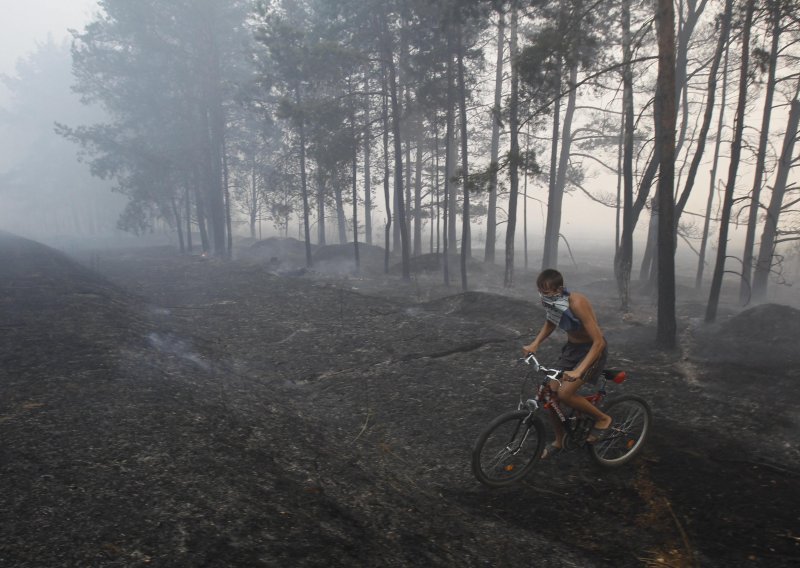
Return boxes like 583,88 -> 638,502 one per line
518,353 -> 627,448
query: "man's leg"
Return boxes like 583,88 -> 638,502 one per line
557,378 -> 612,434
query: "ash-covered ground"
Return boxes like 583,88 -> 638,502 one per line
1,231 -> 799,567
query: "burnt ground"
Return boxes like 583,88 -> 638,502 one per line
1,231 -> 799,567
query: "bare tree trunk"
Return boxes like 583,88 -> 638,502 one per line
655,0 -> 677,348
696,37 -> 731,289
172,195 -> 185,253
615,0 -> 634,311
675,0 -> 733,224
443,34 -> 455,287
457,23 -> 471,291
222,136 -> 232,258
316,170 -> 327,246
296,84 -> 313,267
485,7 -> 505,264
504,1 -> 520,287
524,122 -> 530,271
351,90 -> 360,270
753,83 -> 800,301
381,61 -> 392,273
386,35 -> 410,281
195,178 -> 210,254
546,92 -> 561,266
706,0 -> 755,323
185,183 -> 193,252
334,182 -> 347,244
673,0 -> 708,160
434,118 -> 441,255
363,75 -> 373,245
740,0 -> 782,303
250,160 -> 258,239
447,120 -> 458,253
414,135 -> 423,256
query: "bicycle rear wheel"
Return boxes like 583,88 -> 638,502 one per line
471,410 -> 545,487
590,395 -> 652,467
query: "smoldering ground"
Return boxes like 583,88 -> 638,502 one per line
1,231 -> 799,567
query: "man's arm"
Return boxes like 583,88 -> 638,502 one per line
564,293 -> 606,378
523,320 -> 556,353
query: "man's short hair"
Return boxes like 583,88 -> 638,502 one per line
537,268 -> 563,291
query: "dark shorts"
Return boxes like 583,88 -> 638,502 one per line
555,341 -> 608,385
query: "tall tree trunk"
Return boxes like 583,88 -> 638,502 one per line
351,91 -> 360,270
316,170 -> 327,245
523,122 -> 530,271
655,0 -> 677,348
740,0 -> 782,303
753,82 -> 800,301
387,39 -> 410,280
457,23 -> 471,291
640,199 -> 658,284
201,21 -> 227,259
381,61 -> 392,274
547,87 -> 561,263
195,177 -> 210,254
675,0 -> 733,223
434,117 -> 441,255
673,0 -> 708,160
443,36 -> 455,287
414,135 -> 423,256
542,61 -> 578,269
334,182 -> 347,244
250,159 -> 258,239
504,1 -> 520,287
185,182 -> 193,252
706,0 -> 755,323
222,136 -> 232,257
696,36 -> 731,289
296,84 -> 313,267
447,117 -> 458,253
363,75 -> 373,245
485,7 -> 505,264
615,0 -> 634,310
172,195 -> 185,253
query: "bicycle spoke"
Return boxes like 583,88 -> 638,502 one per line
590,396 -> 651,466
472,411 -> 544,486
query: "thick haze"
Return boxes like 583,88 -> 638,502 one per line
0,0 -> 97,98
0,0 -> 795,289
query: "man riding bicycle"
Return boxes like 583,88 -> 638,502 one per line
522,269 -> 612,458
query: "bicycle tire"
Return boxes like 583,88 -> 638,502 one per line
589,394 -> 652,467
471,410 -> 546,487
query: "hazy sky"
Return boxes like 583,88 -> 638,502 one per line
0,0 -> 98,98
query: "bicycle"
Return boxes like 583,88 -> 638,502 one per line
471,353 -> 652,487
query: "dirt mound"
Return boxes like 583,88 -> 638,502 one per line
691,303 -> 800,367
244,236 -> 313,261
0,231 -> 150,367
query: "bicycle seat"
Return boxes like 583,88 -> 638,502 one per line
601,369 -> 627,384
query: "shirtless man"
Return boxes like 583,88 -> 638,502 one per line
522,269 -> 612,457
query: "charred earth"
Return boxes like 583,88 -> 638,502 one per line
1,231 -> 798,567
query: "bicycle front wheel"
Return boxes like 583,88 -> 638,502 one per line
590,394 -> 652,467
471,410 -> 545,487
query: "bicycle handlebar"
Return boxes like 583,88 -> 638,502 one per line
520,353 -> 563,382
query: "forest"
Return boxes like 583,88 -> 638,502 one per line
1,0 -> 799,339
2,1 -> 800,565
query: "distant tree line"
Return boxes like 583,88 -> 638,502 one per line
54,0 -> 800,346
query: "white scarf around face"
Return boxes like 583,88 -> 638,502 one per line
542,293 -> 570,326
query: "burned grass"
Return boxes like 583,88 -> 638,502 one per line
1,233 -> 798,566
